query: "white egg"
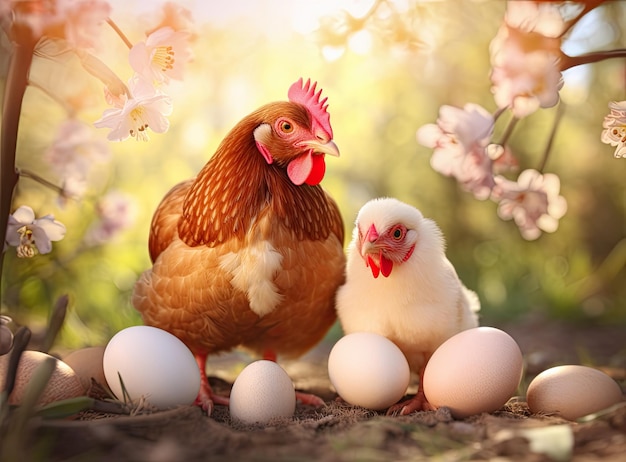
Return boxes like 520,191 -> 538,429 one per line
229,360 -> 296,425
328,332 -> 410,410
527,365 -> 623,420
103,326 -> 200,409
423,326 -> 524,419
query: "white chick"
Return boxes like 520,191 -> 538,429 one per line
336,197 -> 480,415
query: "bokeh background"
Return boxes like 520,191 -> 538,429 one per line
1,0 -> 625,349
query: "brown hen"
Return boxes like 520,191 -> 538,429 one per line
132,79 -> 345,414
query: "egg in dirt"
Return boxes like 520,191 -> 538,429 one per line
103,326 -> 200,410
0,350 -> 85,406
63,346 -> 107,391
328,332 -> 410,410
423,326 -> 524,419
526,365 -> 623,420
229,360 -> 296,425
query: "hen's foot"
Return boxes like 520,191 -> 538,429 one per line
195,353 -> 229,415
194,384 -> 230,415
262,350 -> 325,407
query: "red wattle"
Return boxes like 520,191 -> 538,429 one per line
304,154 -> 326,186
380,255 -> 394,277
287,152 -> 326,186
366,255 -> 380,279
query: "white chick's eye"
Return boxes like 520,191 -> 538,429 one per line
390,225 -> 406,240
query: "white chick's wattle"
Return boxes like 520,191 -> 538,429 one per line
335,197 -> 480,415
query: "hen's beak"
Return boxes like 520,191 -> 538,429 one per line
298,139 -> 340,157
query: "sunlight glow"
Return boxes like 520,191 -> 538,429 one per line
322,45 -> 346,62
348,29 -> 373,55
183,119 -> 210,151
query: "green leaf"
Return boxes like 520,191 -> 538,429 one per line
16,356 -> 56,415
36,396 -> 95,419
1,327 -> 31,398
2,357 -> 56,458
40,295 -> 69,354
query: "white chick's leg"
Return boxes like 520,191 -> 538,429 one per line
387,366 -> 435,416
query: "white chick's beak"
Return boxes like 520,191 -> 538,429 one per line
360,224 -> 393,278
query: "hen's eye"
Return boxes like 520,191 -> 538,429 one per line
281,121 -> 293,133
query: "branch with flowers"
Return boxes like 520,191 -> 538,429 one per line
416,0 -> 625,240
0,1 -> 193,291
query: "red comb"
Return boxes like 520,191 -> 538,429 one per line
288,78 -> 333,138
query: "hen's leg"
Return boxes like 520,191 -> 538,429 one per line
263,349 -> 325,407
387,366 -> 435,416
194,353 -> 229,415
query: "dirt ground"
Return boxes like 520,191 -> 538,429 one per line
21,316 -> 626,461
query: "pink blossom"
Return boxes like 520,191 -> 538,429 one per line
4,206 -> 66,257
454,148 -> 496,201
492,169 -> 567,240
487,144 -> 520,174
129,26 -> 193,84
2,0 -> 55,38
417,103 -> 495,200
44,119 -> 110,204
85,191 -> 137,245
61,0 -> 111,50
600,101 -> 626,159
94,76 -> 173,141
489,1 -> 565,118
44,119 -> 110,197
504,1 -> 566,38
148,2 -> 195,35
47,119 -> 110,164
60,176 -> 88,205
2,0 -> 109,48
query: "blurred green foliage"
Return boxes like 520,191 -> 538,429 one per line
1,0 -> 625,350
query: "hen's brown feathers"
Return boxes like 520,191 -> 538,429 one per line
134,97 -> 345,360
179,141 -> 267,247
148,179 -> 193,262
177,102 -> 340,248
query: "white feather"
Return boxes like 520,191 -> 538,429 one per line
336,197 -> 480,372
219,239 -> 284,317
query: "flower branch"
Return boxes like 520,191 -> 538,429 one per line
416,0 -> 624,240
494,115 -> 519,148
16,169 -> 70,199
106,18 -> 133,49
560,49 -> 626,71
2,1 -> 194,269
537,101 -> 565,173
0,25 -> 36,289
